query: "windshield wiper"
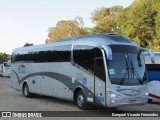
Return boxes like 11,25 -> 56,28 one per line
130,60 -> 143,85
120,58 -> 130,85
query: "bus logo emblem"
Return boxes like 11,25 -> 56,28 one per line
18,65 -> 26,73
83,78 -> 87,85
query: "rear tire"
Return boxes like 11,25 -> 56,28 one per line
22,83 -> 32,98
76,90 -> 87,110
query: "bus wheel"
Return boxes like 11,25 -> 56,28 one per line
148,99 -> 153,103
23,83 -> 32,98
76,90 -> 87,110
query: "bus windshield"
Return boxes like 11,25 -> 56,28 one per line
107,45 -> 147,86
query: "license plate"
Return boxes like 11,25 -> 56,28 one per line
129,99 -> 136,103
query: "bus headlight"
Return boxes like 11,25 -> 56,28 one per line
108,91 -> 121,98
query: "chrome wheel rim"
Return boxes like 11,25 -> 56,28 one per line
24,86 -> 28,96
78,94 -> 84,107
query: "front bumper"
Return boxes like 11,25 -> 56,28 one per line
107,97 -> 148,108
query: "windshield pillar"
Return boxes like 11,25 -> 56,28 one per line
102,45 -> 112,60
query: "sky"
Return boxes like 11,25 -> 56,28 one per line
0,0 -> 134,54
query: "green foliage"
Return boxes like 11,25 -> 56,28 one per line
0,52 -> 8,64
82,27 -> 92,35
91,6 -> 123,33
46,18 -> 92,43
46,0 -> 160,51
90,0 -> 160,51
121,1 -> 157,47
155,2 -> 160,39
46,20 -> 82,43
148,39 -> 160,52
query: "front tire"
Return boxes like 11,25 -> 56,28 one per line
76,90 -> 87,110
148,99 -> 153,103
22,83 -> 32,98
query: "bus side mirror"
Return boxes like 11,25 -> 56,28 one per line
139,48 -> 155,64
102,45 -> 112,61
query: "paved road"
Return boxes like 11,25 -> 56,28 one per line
0,77 -> 159,119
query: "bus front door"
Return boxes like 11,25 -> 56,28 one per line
94,57 -> 106,106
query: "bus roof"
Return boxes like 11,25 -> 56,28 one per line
12,33 -> 137,52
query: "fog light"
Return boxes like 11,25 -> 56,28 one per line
144,92 -> 149,96
112,100 -> 115,103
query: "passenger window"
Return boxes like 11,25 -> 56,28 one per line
14,45 -> 71,63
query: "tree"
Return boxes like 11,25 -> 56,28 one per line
0,52 -> 8,64
91,6 -> 123,34
148,38 -> 160,52
45,0 -> 160,51
90,0 -> 159,49
155,2 -> 160,39
46,20 -> 82,43
82,27 -> 92,35
122,2 -> 157,47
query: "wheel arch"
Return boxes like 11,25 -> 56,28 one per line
22,81 -> 28,90
73,86 -> 84,103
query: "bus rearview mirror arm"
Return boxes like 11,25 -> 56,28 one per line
139,48 -> 155,63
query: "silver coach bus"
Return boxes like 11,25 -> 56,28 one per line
11,34 -> 155,110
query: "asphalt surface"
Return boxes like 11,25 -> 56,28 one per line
0,77 -> 159,119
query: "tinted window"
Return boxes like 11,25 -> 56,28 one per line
144,55 -> 160,71
145,64 -> 160,71
94,58 -> 106,81
73,45 -> 103,73
45,45 -> 71,62
110,45 -> 138,54
15,51 -> 35,62
14,45 -> 71,63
